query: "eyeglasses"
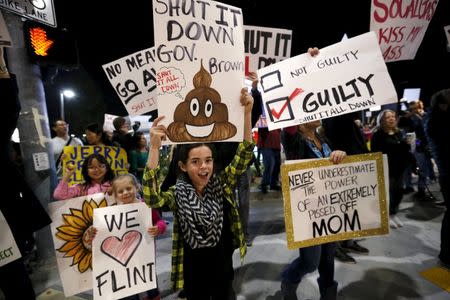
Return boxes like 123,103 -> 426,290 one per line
88,164 -> 107,171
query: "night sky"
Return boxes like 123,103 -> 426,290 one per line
42,0 -> 450,136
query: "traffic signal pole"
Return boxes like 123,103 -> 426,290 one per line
4,11 -> 55,260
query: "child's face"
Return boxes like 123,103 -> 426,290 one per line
87,158 -> 107,182
114,178 -> 137,204
179,145 -> 213,194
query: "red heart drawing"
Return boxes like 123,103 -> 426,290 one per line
100,230 -> 142,267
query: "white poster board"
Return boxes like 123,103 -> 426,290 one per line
281,153 -> 389,249
49,193 -> 115,296
0,210 -> 22,267
0,0 -> 56,27
370,0 -> 439,62
102,48 -> 158,116
257,31 -> 397,130
153,0 -> 245,144
243,25 -> 292,74
0,11 -> 12,46
93,202 -> 156,300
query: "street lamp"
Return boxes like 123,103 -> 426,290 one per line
60,89 -> 75,121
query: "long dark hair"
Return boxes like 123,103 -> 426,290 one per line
176,143 -> 216,180
80,153 -> 114,192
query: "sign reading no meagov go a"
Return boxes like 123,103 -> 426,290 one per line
281,153 -> 389,249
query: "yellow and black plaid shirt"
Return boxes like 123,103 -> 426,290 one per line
142,140 -> 255,291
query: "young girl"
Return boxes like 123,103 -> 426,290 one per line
110,174 -> 166,300
53,153 -> 114,200
143,88 -> 254,300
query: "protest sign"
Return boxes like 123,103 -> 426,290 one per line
370,0 -> 439,62
93,202 -> 156,300
281,153 -> 389,249
153,0 -> 245,143
103,48 -> 157,116
0,11 -> 12,46
243,25 -> 292,74
257,31 -> 397,130
62,146 -> 128,186
49,193 -> 115,296
0,210 -> 21,267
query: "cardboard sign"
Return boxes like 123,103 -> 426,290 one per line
102,48 -> 158,116
153,0 -> 245,144
243,25 -> 292,74
370,0 -> 439,62
0,210 -> 22,267
49,193 -> 115,296
62,146 -> 128,186
281,153 -> 389,249
257,32 -> 397,130
0,11 -> 12,46
93,202 -> 156,299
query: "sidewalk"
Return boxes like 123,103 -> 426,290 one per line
25,179 -> 449,300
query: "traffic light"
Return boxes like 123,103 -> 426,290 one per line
24,21 -> 79,67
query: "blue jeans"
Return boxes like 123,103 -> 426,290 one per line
281,242 -> 337,290
261,148 -> 281,187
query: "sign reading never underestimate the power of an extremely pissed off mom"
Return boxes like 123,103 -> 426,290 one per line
153,0 -> 245,144
102,48 -> 158,116
281,153 -> 389,249
257,31 -> 397,131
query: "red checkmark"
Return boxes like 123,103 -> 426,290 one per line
270,88 -> 304,120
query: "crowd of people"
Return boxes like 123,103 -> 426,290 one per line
2,42 -> 449,300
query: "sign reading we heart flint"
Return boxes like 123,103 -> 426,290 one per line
257,31 -> 397,131
93,202 -> 156,300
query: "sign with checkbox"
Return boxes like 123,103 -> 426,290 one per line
257,32 -> 397,130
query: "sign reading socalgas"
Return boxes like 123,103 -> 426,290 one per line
0,0 -> 56,27
257,32 -> 397,130
281,153 -> 389,249
370,0 -> 439,62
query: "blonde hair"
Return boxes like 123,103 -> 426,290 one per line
111,173 -> 142,197
376,109 -> 398,133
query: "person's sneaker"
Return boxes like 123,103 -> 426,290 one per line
177,289 -> 187,300
433,200 -> 446,207
389,218 -> 398,229
246,239 -> 253,247
335,247 -> 356,264
341,241 -> 369,254
393,215 -> 404,227
280,279 -> 298,300
259,185 -> 268,194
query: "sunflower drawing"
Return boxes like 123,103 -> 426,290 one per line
55,198 -> 108,273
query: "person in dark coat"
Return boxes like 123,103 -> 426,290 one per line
426,89 -> 450,268
322,113 -> 370,263
0,46 -> 52,300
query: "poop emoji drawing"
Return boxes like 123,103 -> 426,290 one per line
167,61 -> 237,142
